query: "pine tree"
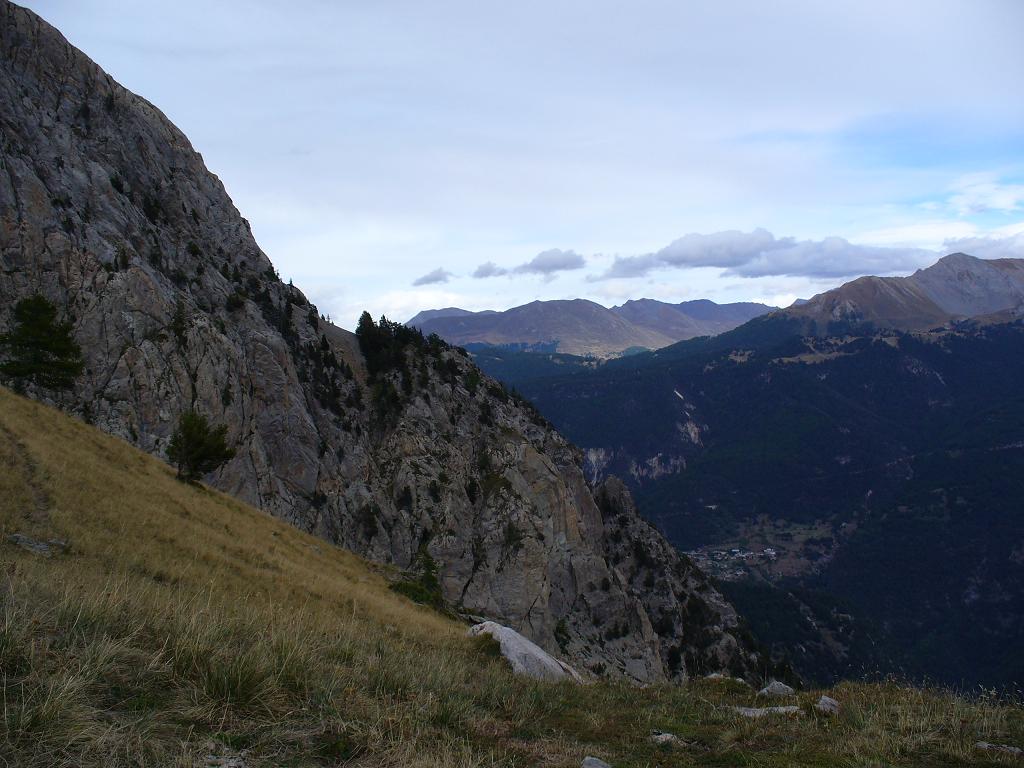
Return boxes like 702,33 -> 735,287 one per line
0,295 -> 84,390
166,410 -> 235,482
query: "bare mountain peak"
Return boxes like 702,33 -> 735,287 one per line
405,307 -> 476,325
785,253 -> 1024,333
411,297 -> 773,356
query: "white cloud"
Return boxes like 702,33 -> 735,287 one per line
856,220 -> 979,250
412,267 -> 454,286
944,230 -> 1024,260
596,229 -> 934,280
512,248 -> 586,276
949,174 -> 1024,215
472,261 -> 508,278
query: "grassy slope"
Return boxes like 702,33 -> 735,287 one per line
0,387 -> 1021,767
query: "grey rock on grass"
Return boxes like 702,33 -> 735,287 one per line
650,730 -> 683,746
815,695 -> 840,715
7,533 -> 69,557
758,680 -> 795,697
976,741 -> 1022,756
469,621 -> 582,682
733,705 -> 801,718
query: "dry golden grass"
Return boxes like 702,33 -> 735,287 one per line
1,386 -> 1021,767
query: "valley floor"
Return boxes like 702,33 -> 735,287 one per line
1,387 -> 1021,767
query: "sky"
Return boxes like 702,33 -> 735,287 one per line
25,0 -> 1024,328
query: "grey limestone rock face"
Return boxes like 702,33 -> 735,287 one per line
0,0 -> 763,684
593,477 -> 766,682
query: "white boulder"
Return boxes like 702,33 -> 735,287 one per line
468,621 -> 582,682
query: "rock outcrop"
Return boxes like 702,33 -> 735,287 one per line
815,695 -> 840,715
468,621 -> 582,682
758,680 -> 796,697
0,0 -> 765,682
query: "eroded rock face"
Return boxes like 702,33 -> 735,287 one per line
594,477 -> 764,682
0,0 -> 764,682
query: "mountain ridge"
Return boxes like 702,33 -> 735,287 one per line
410,297 -> 775,357
781,252 -> 1024,334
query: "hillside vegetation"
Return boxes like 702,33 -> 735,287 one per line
1,387 -> 1022,767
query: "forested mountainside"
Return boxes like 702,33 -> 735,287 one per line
0,0 -> 770,683
516,295 -> 1024,686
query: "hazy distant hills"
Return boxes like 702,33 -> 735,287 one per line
408,297 -> 775,357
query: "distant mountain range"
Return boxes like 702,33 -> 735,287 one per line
481,253 -> 1024,688
408,298 -> 775,357
785,253 -> 1024,334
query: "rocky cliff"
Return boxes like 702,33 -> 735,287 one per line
0,0 -> 768,682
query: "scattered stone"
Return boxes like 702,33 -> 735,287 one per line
205,757 -> 247,768
6,533 -> 69,557
581,758 -> 613,768
815,695 -> 840,715
976,741 -> 1023,756
757,680 -> 795,697
650,730 -> 683,746
469,621 -> 583,682
733,705 -> 801,718
204,746 -> 249,767
704,672 -> 751,686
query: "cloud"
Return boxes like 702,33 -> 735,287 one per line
948,175 -> 1024,216
855,220 -> 979,250
513,248 -> 586,276
595,228 -> 934,280
944,230 -> 1024,260
472,261 -> 508,278
412,267 -> 454,286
